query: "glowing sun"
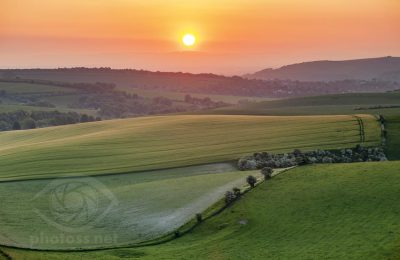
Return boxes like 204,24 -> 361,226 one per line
182,33 -> 196,47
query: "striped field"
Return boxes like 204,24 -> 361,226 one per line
0,114 -> 381,182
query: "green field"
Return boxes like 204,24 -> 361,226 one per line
0,82 -> 97,115
0,82 -> 75,94
0,106 -> 389,257
0,163 -> 257,250
3,161 -> 400,259
0,114 -> 381,181
209,92 -> 400,116
118,87 -> 275,104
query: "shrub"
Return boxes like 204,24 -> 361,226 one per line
225,191 -> 236,205
322,157 -> 334,163
246,175 -> 257,188
20,118 -> 36,130
293,149 -> 303,157
238,146 -> 388,172
12,121 -> 21,130
233,187 -> 241,198
80,114 -> 91,123
261,167 -> 273,180
295,155 -> 309,165
237,158 -> 257,170
196,213 -> 202,223
0,121 -> 10,131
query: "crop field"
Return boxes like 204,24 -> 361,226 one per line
0,114 -> 381,181
0,163 -> 256,250
3,161 -> 400,259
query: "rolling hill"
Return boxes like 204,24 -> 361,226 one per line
0,114 -> 381,182
207,93 -> 400,159
2,67 -> 399,99
3,161 -> 400,259
0,113 -> 382,251
244,56 -> 400,81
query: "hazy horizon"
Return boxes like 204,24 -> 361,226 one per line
1,0 -> 399,75
1,55 -> 399,77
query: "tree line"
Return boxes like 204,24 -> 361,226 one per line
0,111 -> 100,131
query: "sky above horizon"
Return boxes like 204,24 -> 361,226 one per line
1,0 -> 399,75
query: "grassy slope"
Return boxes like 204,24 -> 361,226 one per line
385,115 -> 400,160
208,92 -> 400,116
5,161 -> 400,259
204,92 -> 400,158
0,114 -> 381,181
0,164 -> 255,250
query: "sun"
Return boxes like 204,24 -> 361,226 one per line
182,33 -> 196,47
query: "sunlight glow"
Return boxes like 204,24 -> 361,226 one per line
182,34 -> 196,47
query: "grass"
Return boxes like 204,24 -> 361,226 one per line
0,163 -> 256,250
0,114 -> 381,181
385,115 -> 400,160
208,92 -> 400,116
4,161 -> 400,259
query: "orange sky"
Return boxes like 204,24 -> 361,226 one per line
1,0 -> 399,74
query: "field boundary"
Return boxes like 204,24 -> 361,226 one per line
169,168 -> 295,238
352,115 -> 365,143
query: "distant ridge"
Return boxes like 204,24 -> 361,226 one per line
244,57 -> 400,82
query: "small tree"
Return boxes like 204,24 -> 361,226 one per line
80,114 -> 89,123
225,191 -> 235,205
246,175 -> 257,188
295,155 -> 307,165
261,167 -> 273,180
20,118 -> 36,130
174,231 -> 180,238
196,213 -> 202,223
12,121 -> 21,130
233,187 -> 241,198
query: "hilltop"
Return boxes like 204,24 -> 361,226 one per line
244,57 -> 400,82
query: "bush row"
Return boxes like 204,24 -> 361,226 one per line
238,145 -> 387,170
